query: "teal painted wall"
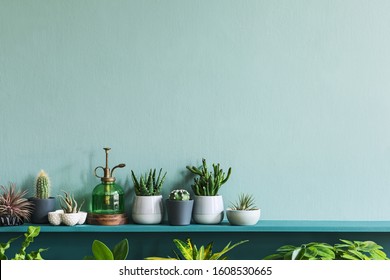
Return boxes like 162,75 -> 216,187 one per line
1,1 -> 390,220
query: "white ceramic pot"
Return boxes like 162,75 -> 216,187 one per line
48,210 -> 64,226
226,208 -> 261,226
132,195 -> 163,224
61,213 -> 80,226
192,195 -> 224,224
78,211 -> 88,225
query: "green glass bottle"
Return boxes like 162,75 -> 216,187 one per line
91,147 -> 126,214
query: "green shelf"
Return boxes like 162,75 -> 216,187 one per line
2,220 -> 390,233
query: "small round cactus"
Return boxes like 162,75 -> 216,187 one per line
169,189 -> 190,201
35,170 -> 51,199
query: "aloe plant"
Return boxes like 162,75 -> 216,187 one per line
146,238 -> 248,260
264,239 -> 388,260
131,168 -> 166,196
84,239 -> 129,260
0,226 -> 46,260
186,158 -> 232,196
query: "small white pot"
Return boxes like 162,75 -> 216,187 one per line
48,210 -> 64,226
78,211 -> 88,225
226,208 -> 261,226
192,195 -> 224,224
61,213 -> 80,226
132,195 -> 163,224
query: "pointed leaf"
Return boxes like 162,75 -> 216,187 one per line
112,239 -> 129,260
92,240 -> 114,260
173,239 -> 193,260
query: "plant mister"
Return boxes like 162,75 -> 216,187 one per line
87,147 -> 128,225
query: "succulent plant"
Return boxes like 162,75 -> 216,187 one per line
229,193 -> 257,210
35,170 -> 51,199
131,168 -> 166,196
169,189 -> 190,201
186,158 -> 232,196
58,191 -> 84,213
0,183 -> 33,224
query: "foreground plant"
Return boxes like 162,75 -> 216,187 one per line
146,238 -> 248,260
0,226 -> 46,260
84,239 -> 129,260
264,239 -> 388,260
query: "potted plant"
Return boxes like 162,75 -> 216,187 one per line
186,158 -> 231,224
29,170 -> 56,224
166,189 -> 193,226
54,191 -> 86,226
226,193 -> 260,226
0,183 -> 33,226
131,168 -> 166,224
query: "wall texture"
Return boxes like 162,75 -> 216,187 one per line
1,0 -> 390,220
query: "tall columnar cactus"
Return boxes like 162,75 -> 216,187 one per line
186,158 -> 232,196
169,189 -> 190,201
35,170 -> 51,199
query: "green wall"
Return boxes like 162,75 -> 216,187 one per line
1,0 -> 390,220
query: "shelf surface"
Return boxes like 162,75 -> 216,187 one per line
2,220 -> 390,233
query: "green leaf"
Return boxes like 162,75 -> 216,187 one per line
27,226 -> 41,238
173,239 -> 193,260
263,253 -> 284,260
92,240 -> 114,260
112,239 -> 129,260
370,249 -> 388,260
210,240 -> 248,260
292,246 -> 306,260
314,245 -> 335,259
277,245 -> 297,253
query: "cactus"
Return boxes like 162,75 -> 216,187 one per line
186,158 -> 231,196
35,170 -> 51,199
58,191 -> 84,213
131,168 -> 166,196
169,189 -> 190,201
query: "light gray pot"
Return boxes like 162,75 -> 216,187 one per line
166,199 -> 194,226
29,197 -> 56,224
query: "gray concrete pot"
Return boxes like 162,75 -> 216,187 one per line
29,197 -> 56,224
166,199 -> 194,226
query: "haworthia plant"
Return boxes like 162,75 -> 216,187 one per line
131,168 -> 166,196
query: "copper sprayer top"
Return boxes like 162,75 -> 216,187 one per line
94,147 -> 126,183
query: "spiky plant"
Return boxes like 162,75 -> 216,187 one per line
169,189 -> 190,201
186,158 -> 232,196
146,238 -> 248,260
0,183 -> 33,224
131,168 -> 166,196
35,170 -> 50,199
230,194 -> 257,210
58,191 -> 84,213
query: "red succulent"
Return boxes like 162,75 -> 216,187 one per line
0,183 -> 33,222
